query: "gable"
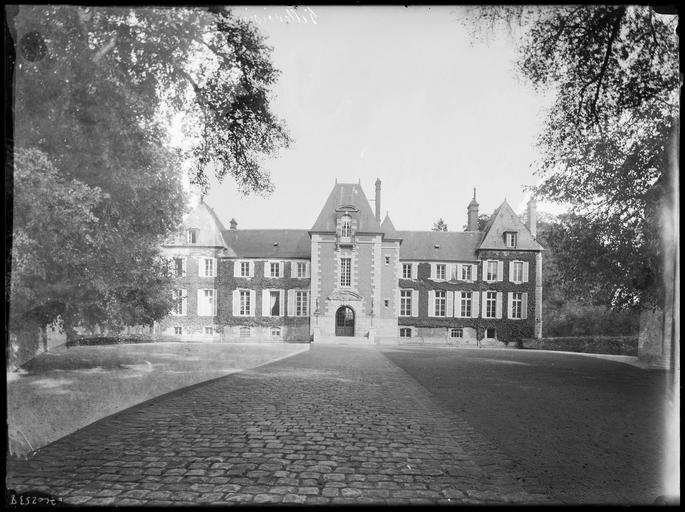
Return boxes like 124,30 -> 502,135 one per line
165,200 -> 228,248
478,201 -> 543,251
311,183 -> 382,233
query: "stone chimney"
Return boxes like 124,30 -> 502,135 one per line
526,198 -> 537,238
229,218 -> 238,230
467,188 -> 479,231
375,178 -> 381,222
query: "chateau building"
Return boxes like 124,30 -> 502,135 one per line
156,180 -> 543,345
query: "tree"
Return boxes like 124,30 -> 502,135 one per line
8,6 -> 290,344
469,5 -> 678,310
432,218 -> 448,231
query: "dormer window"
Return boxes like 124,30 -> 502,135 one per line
187,229 -> 198,245
341,214 -> 352,238
505,232 -> 517,248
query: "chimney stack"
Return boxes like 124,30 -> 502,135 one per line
467,188 -> 479,231
229,218 -> 238,230
375,178 -> 381,222
526,198 -> 537,238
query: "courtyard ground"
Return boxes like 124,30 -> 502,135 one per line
6,344 -> 675,505
381,346 -> 674,504
7,342 -> 309,457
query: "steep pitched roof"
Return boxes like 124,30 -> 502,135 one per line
397,231 -> 484,261
311,183 -> 382,233
478,200 -> 543,251
221,229 -> 311,259
165,200 -> 227,248
381,213 -> 401,240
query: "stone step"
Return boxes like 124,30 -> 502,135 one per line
314,336 -> 374,345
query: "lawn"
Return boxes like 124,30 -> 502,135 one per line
7,342 -> 309,457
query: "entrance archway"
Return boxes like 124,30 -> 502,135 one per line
335,306 -> 355,337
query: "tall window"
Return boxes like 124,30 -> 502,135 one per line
460,265 -> 472,281
511,261 -> 524,283
402,263 -> 413,279
511,292 -> 523,319
296,291 -> 309,316
270,291 -> 281,316
340,258 -> 351,287
400,290 -> 412,316
201,258 -> 215,277
239,290 -> 251,316
173,257 -> 185,277
436,264 -> 446,280
460,291 -> 472,317
486,260 -> 498,281
485,291 -> 497,318
505,232 -> 518,247
187,229 -> 197,244
296,262 -> 307,278
435,290 -> 446,317
341,214 -> 352,238
270,262 -> 280,277
172,289 -> 186,315
240,261 -> 250,277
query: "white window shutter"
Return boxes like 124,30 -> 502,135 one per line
181,289 -> 188,315
411,289 -> 419,317
279,261 -> 284,277
455,292 -> 463,318
481,261 -> 486,282
265,261 -> 271,278
198,258 -> 204,277
232,290 -> 239,316
481,291 -> 487,317
197,289 -> 204,316
507,292 -> 513,318
280,290 -> 286,316
306,262 -> 311,278
262,289 -> 270,317
497,261 -> 504,282
411,264 -> 418,280
212,289 -> 217,315
523,262 -> 529,283
181,257 -> 187,277
428,290 -> 435,317
290,262 -> 296,278
288,290 -> 297,317
212,258 -> 217,277
249,261 -> 254,278
509,261 -> 514,283
447,291 -> 454,317
496,292 -> 503,319
522,292 -> 528,319
430,264 -> 436,280
234,261 -> 240,278
249,290 -> 256,316
471,264 -> 478,281
471,292 -> 480,318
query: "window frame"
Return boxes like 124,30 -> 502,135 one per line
187,229 -> 198,245
435,263 -> 447,281
460,291 -> 472,318
450,327 -> 463,338
174,326 -> 183,335
505,232 -> 518,248
340,257 -> 352,287
511,260 -> 524,283
511,291 -> 523,319
485,291 -> 497,319
400,290 -> 412,317
296,261 -> 308,278
239,290 -> 251,316
295,290 -> 309,317
402,263 -> 413,279
399,327 -> 412,338
240,261 -> 251,277
434,290 -> 447,317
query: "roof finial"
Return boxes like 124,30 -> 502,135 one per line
473,187 -> 476,200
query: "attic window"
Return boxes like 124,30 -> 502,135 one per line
341,214 -> 352,238
434,244 -> 440,249
505,232 -> 518,248
187,229 -> 198,245
273,242 -> 279,246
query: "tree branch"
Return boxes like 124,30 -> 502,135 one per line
590,7 -> 626,122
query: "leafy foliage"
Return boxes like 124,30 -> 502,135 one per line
469,5 -> 679,309
9,6 -> 290,336
432,218 -> 448,231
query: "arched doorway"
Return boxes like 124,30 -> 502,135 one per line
335,306 -> 355,337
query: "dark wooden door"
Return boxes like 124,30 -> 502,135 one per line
335,306 -> 355,337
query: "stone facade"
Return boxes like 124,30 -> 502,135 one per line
156,181 -> 544,345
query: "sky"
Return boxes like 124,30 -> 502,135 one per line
201,5 -> 559,231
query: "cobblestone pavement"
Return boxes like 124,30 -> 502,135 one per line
7,345 -> 555,505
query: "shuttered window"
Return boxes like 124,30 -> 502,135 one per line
485,291 -> 497,318
402,263 -> 413,279
239,290 -> 251,316
171,289 -> 187,316
400,290 -> 412,316
340,258 -> 351,287
435,290 -> 447,317
459,292 -> 472,318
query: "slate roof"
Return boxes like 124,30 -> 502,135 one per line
380,213 -> 401,240
397,230 -> 484,261
311,183 -> 383,233
221,229 -> 311,259
478,200 -> 543,251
